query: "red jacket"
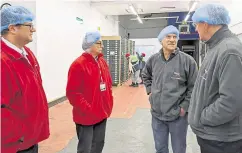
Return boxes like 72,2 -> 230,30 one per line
66,52 -> 113,125
1,40 -> 50,153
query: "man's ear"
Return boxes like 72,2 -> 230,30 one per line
204,23 -> 209,33
8,25 -> 19,34
160,40 -> 164,46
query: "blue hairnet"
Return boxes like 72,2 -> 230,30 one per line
82,31 -> 101,50
192,4 -> 231,25
1,6 -> 35,32
158,25 -> 179,42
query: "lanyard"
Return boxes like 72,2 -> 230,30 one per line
96,60 -> 104,83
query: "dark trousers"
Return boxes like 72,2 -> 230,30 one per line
152,115 -> 188,153
76,119 -> 107,153
140,68 -> 143,82
197,137 -> 242,153
17,144 -> 38,153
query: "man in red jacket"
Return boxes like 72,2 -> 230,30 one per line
1,6 -> 50,153
66,31 -> 113,153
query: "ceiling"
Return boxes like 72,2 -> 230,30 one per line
90,0 -> 232,16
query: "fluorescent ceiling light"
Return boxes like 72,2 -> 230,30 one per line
129,5 -> 137,15
161,7 -> 175,9
129,4 -> 142,24
184,14 -> 190,22
190,1 -> 198,12
137,16 -> 143,24
184,1 -> 198,22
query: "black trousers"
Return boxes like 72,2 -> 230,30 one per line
197,137 -> 242,153
140,68 -> 143,82
76,119 -> 107,153
17,144 -> 38,153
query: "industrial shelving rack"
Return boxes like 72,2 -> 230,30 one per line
101,36 -> 135,86
120,38 -> 130,83
102,36 -> 122,86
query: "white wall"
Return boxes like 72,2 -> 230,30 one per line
228,0 -> 242,35
131,38 -> 161,61
3,0 -> 119,101
230,23 -> 242,35
238,34 -> 242,41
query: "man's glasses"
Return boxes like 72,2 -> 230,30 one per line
192,23 -> 197,28
16,24 -> 35,30
95,42 -> 103,48
192,22 -> 206,28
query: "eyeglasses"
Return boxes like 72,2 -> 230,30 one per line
192,22 -> 197,28
95,42 -> 103,48
16,24 -> 35,30
192,22 -> 206,28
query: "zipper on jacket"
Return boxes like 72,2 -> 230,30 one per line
161,62 -> 167,93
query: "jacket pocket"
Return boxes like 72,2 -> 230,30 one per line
1,106 -> 26,148
228,116 -> 240,135
162,105 -> 181,119
150,91 -> 162,114
204,116 -> 240,136
170,72 -> 186,88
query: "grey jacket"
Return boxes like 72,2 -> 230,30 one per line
142,48 -> 198,121
188,26 -> 242,142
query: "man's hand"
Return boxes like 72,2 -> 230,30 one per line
180,107 -> 186,117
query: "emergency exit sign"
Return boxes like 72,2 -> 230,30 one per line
76,17 -> 83,24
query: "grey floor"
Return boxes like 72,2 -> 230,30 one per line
58,109 -> 200,153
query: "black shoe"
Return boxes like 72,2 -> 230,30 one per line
133,83 -> 139,87
129,82 -> 135,87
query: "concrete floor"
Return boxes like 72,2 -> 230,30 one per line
39,81 -> 201,153
58,109 -> 200,153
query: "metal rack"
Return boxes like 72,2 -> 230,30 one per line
102,36 -> 135,86
102,36 -> 121,86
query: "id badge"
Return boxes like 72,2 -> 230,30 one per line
100,83 -> 106,91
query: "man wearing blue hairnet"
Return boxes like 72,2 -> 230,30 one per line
142,25 -> 198,153
188,4 -> 242,153
1,6 -> 50,153
66,31 -> 113,153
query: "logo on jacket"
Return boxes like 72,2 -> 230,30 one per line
171,72 -> 182,80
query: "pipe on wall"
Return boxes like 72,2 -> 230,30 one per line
130,16 -> 193,23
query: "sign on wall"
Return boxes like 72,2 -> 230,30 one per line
76,17 -> 83,24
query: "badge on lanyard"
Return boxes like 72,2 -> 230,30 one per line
100,83 -> 106,91
97,61 -> 106,91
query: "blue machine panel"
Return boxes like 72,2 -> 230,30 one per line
167,12 -> 199,40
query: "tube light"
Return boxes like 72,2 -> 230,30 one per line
184,1 -> 198,22
137,16 -> 143,24
184,14 -> 190,22
190,1 -> 198,12
129,5 -> 137,15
